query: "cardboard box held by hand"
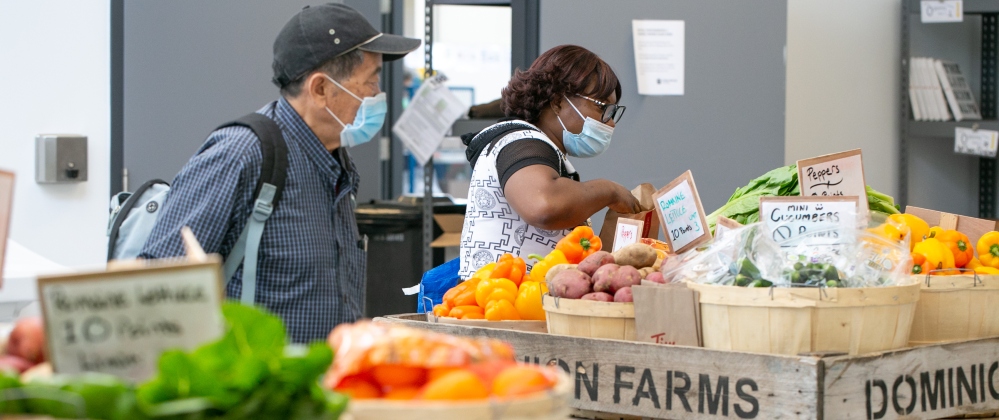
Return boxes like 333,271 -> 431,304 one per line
599,183 -> 660,247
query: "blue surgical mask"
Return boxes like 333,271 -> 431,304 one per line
324,75 -> 387,148
556,95 -> 614,158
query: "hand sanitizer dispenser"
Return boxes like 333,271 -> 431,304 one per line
35,135 -> 88,183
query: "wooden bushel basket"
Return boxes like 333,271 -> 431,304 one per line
687,282 -> 921,355
541,294 -> 635,341
909,274 -> 999,345
344,371 -> 572,420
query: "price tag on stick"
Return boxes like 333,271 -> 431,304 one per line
653,170 -> 710,254
612,218 -> 644,252
0,170 -> 12,284
796,149 -> 868,218
37,259 -> 225,382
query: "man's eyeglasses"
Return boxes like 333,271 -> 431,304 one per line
575,94 -> 626,124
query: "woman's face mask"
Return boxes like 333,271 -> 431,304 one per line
556,95 -> 614,158
324,75 -> 387,148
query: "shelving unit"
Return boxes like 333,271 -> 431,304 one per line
901,0 -> 999,218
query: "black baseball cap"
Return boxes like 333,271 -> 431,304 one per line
272,3 -> 421,87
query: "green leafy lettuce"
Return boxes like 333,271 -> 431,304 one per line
707,164 -> 900,231
0,303 -> 346,420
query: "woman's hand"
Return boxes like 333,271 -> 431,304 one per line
505,166 -> 644,230
608,183 -> 642,214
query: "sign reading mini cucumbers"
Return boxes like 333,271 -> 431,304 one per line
759,196 -> 859,246
653,170 -> 710,254
37,259 -> 225,382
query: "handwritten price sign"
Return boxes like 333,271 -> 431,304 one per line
37,260 -> 225,381
796,149 -> 868,218
653,171 -> 710,254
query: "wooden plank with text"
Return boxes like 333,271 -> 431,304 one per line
380,314 -> 820,419
822,338 -> 999,419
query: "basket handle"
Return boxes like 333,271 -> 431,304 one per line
924,267 -> 979,287
422,296 -> 439,323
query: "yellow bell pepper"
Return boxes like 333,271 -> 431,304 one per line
913,237 -> 955,273
485,299 -> 521,321
967,257 -> 983,270
469,262 -> 497,280
978,231 -> 999,269
514,281 -> 548,321
475,278 -> 518,308
975,266 -> 999,275
888,214 -> 930,250
527,250 -> 568,283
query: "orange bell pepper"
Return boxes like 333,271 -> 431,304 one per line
432,303 -> 450,317
928,227 -> 973,268
448,305 -> 484,319
442,278 -> 481,308
555,226 -> 602,264
490,254 -> 527,286
911,252 -> 930,275
475,278 -> 518,308
514,281 -> 548,321
485,299 -> 521,321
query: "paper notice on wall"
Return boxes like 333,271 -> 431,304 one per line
392,75 -> 469,165
954,127 -> 999,158
632,20 -> 685,96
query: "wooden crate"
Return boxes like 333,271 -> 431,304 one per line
378,313 -> 999,419
910,275 -> 999,345
689,282 -> 920,355
904,206 -> 999,247
542,295 -> 635,341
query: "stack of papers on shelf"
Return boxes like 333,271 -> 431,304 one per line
909,57 -> 982,122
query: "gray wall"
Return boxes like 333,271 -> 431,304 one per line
121,0 -> 385,202
538,0 -> 787,235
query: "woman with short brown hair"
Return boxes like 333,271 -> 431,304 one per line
458,45 -> 640,276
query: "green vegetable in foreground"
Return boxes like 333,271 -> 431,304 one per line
0,304 -> 346,419
706,164 -> 901,232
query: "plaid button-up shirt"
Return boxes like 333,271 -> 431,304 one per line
140,97 -> 366,343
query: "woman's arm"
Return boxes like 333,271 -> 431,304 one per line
503,165 -> 641,231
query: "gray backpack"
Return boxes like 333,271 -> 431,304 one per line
106,113 -> 287,304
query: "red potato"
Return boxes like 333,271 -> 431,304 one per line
577,251 -> 615,276
580,292 -> 614,302
613,287 -> 634,302
548,269 -> 593,299
0,354 -> 34,373
7,317 -> 46,364
645,272 -> 667,284
593,264 -> 642,294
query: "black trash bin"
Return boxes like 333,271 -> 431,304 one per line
355,199 -> 465,317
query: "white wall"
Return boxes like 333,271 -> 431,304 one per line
785,0 -> 901,198
0,0 -> 111,268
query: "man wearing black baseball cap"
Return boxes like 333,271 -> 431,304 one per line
140,4 -> 420,343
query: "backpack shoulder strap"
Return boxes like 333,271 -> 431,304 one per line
216,113 -> 288,207
215,113 -> 288,305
